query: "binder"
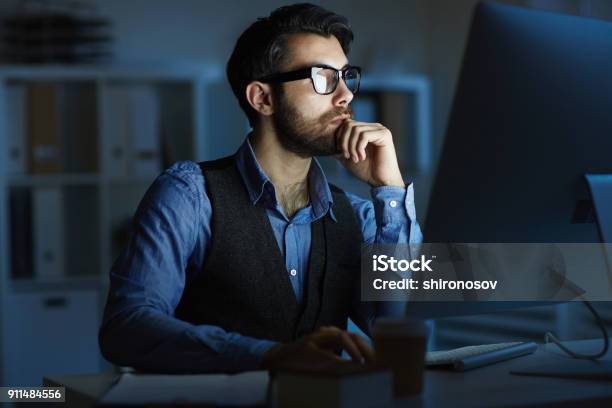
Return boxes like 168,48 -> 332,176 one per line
7,84 -> 26,174
127,85 -> 160,178
32,187 -> 65,280
27,84 -> 63,174
61,84 -> 98,173
102,84 -> 161,178
9,188 -> 33,279
101,85 -> 130,178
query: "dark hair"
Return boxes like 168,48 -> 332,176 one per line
226,3 -> 354,127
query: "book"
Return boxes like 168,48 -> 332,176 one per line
272,363 -> 393,408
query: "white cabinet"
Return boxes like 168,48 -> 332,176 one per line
2,290 -> 100,386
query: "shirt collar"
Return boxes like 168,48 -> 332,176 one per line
235,135 -> 337,222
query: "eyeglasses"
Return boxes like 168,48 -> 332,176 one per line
259,64 -> 361,95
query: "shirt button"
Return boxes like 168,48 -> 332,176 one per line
389,200 -> 398,208
290,269 -> 297,276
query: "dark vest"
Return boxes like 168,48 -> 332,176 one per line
174,155 -> 362,342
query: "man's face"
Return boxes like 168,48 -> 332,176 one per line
271,33 -> 354,158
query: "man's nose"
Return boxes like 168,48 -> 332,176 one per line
332,77 -> 354,107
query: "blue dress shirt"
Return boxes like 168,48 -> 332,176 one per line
99,137 -> 423,373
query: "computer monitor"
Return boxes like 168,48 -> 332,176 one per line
406,2 -> 612,318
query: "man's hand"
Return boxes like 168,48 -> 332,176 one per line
335,120 -> 405,188
262,326 -> 375,372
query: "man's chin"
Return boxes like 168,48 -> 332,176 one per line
310,135 -> 340,156
275,126 -> 339,157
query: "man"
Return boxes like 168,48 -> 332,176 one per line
99,3 -> 422,374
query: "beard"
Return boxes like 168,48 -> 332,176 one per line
271,90 -> 352,158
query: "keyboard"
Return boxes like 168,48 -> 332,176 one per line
426,341 -> 538,371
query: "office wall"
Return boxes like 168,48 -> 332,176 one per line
92,0 -> 429,74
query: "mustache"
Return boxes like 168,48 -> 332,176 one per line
322,105 -> 353,122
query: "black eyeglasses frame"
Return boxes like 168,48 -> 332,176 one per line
259,64 -> 361,95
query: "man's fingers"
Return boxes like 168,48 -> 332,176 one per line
358,130 -> 388,161
349,125 -> 377,162
311,329 -> 344,349
339,331 -> 365,363
349,332 -> 376,363
312,328 -> 367,363
336,120 -> 373,161
337,121 -> 353,159
318,349 -> 346,363
356,132 -> 373,161
342,124 -> 384,162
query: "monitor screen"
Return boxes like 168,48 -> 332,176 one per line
407,2 -> 612,319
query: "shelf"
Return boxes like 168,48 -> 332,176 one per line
0,63 -> 223,82
7,173 -> 102,186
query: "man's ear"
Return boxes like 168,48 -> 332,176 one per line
245,81 -> 275,117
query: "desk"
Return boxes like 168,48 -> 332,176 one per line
44,339 -> 612,408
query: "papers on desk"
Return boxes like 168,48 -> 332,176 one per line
98,370 -> 269,406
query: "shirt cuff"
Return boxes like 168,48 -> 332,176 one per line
190,324 -> 279,371
371,182 -> 415,225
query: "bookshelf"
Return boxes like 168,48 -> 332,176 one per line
0,64 -> 229,386
0,65 -> 431,386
